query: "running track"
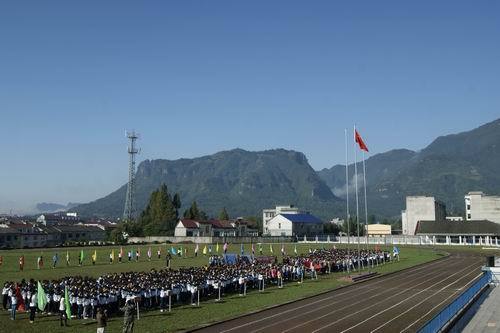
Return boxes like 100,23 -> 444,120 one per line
190,253 -> 483,333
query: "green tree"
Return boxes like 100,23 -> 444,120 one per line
172,193 -> 181,219
323,223 -> 341,235
138,184 -> 178,236
219,207 -> 229,220
110,227 -> 127,245
183,201 -> 208,221
342,216 -> 365,236
244,216 -> 262,232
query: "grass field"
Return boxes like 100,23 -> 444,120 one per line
0,243 -> 448,333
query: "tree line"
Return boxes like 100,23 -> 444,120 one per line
111,184 -> 239,242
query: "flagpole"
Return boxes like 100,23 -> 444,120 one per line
362,150 -> 369,251
344,128 -> 350,273
354,125 -> 361,271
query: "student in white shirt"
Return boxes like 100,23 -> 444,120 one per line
29,292 -> 37,323
59,296 -> 68,326
9,288 -> 17,320
2,284 -> 9,310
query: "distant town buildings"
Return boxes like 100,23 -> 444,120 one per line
0,221 -> 106,249
0,216 -> 113,249
36,212 -> 80,225
266,213 -> 323,237
262,205 -> 301,234
402,196 -> 446,235
465,191 -> 500,224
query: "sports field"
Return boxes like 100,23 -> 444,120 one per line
0,244 -> 443,332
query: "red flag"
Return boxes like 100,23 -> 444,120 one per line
15,284 -> 25,312
355,130 -> 369,152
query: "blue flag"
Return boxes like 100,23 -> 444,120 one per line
171,247 -> 177,255
240,243 -> 244,255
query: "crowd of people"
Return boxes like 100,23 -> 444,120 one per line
2,246 -> 393,332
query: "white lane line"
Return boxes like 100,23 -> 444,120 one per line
280,260 -> 469,333
370,269 -> 482,332
307,261 -> 478,333
330,262 -> 479,333
218,256 -> 451,333
399,272 -> 483,332
250,261 -> 455,333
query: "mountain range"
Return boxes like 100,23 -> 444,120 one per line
318,118 -> 500,217
74,149 -> 343,220
74,118 -> 500,220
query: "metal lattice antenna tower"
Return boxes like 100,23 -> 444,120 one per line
123,131 -> 140,221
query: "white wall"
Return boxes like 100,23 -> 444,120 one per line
267,215 -> 293,236
262,205 -> 300,235
466,192 -> 500,223
402,197 -> 438,235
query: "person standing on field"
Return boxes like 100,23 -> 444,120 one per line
59,295 -> 68,326
96,307 -> 107,333
29,290 -> 37,323
121,299 -> 136,333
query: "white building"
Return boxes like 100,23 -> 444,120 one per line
36,213 -> 80,225
402,196 -> 446,235
174,219 -> 203,237
266,213 -> 323,237
262,205 -> 300,235
365,224 -> 392,237
329,218 -> 345,227
465,192 -> 500,224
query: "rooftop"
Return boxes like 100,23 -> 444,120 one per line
416,220 -> 500,235
280,213 -> 323,224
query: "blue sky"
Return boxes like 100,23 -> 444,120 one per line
1,1 -> 499,213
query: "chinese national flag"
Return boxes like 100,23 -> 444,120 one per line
355,130 -> 369,152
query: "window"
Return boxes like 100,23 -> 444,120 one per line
467,205 -> 470,210
467,214 -> 471,219
279,223 -> 281,229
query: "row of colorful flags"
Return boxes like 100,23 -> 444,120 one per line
2,243 -> 302,270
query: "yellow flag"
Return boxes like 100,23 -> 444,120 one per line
270,244 -> 274,253
111,249 -> 115,261
92,250 -> 97,262
216,242 -> 219,253
202,245 -> 207,255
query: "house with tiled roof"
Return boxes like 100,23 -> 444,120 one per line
174,218 -> 259,237
174,219 -> 205,237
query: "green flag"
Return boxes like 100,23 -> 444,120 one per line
64,286 -> 71,319
37,281 -> 47,311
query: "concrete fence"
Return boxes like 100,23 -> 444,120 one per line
128,234 -> 500,247
298,235 -> 500,247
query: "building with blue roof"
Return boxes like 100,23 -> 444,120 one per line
266,213 -> 323,237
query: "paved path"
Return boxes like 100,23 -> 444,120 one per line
190,253 -> 483,333
463,284 -> 500,333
